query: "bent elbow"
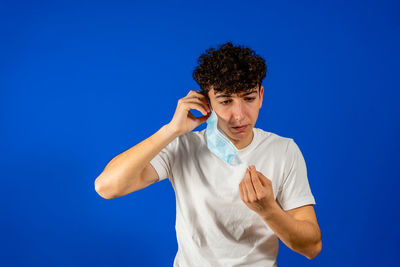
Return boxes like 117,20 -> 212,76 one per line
96,189 -> 115,200
305,240 -> 322,260
94,177 -> 115,200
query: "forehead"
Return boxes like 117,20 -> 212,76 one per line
212,88 -> 258,98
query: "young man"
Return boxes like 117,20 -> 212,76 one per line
94,42 -> 322,266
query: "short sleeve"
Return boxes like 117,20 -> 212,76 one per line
276,139 -> 316,211
149,136 -> 179,182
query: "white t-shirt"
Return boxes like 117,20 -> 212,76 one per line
150,127 -> 316,267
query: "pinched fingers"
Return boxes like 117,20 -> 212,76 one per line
184,96 -> 210,111
243,168 -> 258,202
249,166 -> 265,198
178,99 -> 210,116
256,170 -> 271,188
240,166 -> 269,202
180,91 -> 210,116
186,90 -> 211,109
186,90 -> 207,99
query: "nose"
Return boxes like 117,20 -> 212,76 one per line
232,100 -> 245,122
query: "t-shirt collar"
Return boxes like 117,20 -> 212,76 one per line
237,127 -> 259,156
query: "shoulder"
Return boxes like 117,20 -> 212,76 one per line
171,129 -> 206,152
256,129 -> 306,168
254,128 -> 293,152
179,129 -> 205,144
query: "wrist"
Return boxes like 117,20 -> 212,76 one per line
260,199 -> 281,221
161,124 -> 181,139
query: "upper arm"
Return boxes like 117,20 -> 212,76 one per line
137,162 -> 160,190
277,139 -> 316,210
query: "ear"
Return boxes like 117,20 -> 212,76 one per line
207,89 -> 215,111
259,85 -> 264,109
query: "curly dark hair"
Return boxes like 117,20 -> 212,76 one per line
192,41 -> 267,98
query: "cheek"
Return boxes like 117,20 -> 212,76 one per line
250,111 -> 259,121
214,110 -> 229,121
218,116 -> 230,126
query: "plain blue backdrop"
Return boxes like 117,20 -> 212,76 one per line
1,0 -> 399,266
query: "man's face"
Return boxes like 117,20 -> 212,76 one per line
207,85 -> 264,149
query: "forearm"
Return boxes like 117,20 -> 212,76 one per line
261,201 -> 321,259
94,124 -> 179,198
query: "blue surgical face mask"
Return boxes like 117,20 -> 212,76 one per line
206,110 -> 242,166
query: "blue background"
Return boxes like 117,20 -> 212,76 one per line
1,0 -> 399,266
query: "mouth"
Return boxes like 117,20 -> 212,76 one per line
231,124 -> 249,131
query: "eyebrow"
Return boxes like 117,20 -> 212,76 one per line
215,90 -> 258,99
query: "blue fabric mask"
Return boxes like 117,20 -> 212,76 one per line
205,110 -> 242,166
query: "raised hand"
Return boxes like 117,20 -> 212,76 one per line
167,90 -> 212,136
239,165 -> 275,217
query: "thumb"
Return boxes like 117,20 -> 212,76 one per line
197,112 -> 211,123
189,112 -> 210,127
256,171 -> 268,187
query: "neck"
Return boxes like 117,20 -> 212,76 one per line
232,129 -> 254,150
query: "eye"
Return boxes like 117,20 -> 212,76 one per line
220,100 -> 232,105
245,97 -> 256,102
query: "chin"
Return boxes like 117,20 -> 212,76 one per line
229,128 -> 249,138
